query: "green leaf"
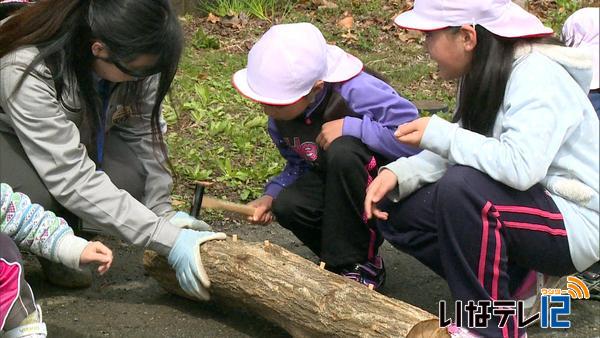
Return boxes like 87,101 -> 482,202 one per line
192,29 -> 220,50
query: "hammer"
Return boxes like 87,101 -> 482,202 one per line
190,183 -> 256,218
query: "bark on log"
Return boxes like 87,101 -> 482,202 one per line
144,238 -> 449,338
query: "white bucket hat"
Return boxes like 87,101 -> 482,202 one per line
562,8 -> 599,90
394,0 -> 553,38
232,22 -> 363,105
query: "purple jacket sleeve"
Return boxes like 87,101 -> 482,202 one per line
263,118 -> 311,198
336,72 -> 420,160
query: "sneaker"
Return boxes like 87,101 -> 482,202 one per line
447,323 -> 480,338
340,256 -> 386,290
2,304 -> 47,338
447,323 -> 527,338
38,258 -> 92,289
574,270 -> 600,301
512,270 -> 566,320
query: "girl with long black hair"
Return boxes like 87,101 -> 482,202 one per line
365,1 -> 599,337
0,0 -> 225,300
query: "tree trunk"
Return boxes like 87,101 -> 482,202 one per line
144,238 -> 449,337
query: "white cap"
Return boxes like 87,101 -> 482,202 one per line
394,0 -> 553,38
232,23 -> 363,105
562,8 -> 599,90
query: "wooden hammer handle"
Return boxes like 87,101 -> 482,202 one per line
202,196 -> 256,217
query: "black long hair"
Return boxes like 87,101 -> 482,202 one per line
0,0 -> 183,162
452,25 -> 562,135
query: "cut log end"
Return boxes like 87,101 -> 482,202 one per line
407,319 -> 450,338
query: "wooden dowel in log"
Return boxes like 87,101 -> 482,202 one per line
144,238 -> 449,338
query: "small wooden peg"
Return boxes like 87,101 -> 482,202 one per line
319,262 -> 326,270
232,234 -> 238,242
368,284 -> 374,290
264,240 -> 270,247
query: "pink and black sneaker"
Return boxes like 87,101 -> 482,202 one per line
340,256 -> 386,290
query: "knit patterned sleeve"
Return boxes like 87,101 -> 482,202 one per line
0,183 -> 73,261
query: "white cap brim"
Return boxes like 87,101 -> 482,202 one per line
394,10 -> 453,32
232,68 -> 305,105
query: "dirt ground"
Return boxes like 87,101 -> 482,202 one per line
21,217 -> 599,338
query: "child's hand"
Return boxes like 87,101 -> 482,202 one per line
394,117 -> 431,147
364,169 -> 398,220
317,119 -> 344,150
80,241 -> 113,275
247,195 -> 274,225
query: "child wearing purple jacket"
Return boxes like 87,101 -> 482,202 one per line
232,22 -> 419,289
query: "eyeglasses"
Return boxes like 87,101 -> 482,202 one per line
97,55 -> 161,79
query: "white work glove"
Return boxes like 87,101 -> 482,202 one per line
167,229 -> 226,300
166,211 -> 211,231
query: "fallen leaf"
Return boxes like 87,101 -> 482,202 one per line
395,30 -> 422,43
196,73 -> 209,81
243,40 -> 254,51
171,199 -> 185,207
313,0 -> 338,9
513,0 -> 529,9
221,14 -> 243,29
402,0 -> 414,11
381,24 -> 395,32
341,31 -> 358,43
338,16 -> 354,29
207,12 -> 220,24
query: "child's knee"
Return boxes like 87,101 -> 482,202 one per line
271,192 -> 297,223
326,136 -> 366,169
437,165 -> 482,198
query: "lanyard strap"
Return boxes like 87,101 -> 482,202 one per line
96,79 -> 111,170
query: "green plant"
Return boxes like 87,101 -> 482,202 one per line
246,0 -> 278,21
164,43 -> 285,201
202,0 -> 245,17
546,0 -> 585,32
199,0 -> 296,22
167,0 -> 463,204
191,28 -> 220,49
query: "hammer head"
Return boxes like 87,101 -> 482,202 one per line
190,183 -> 205,218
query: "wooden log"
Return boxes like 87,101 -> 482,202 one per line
144,238 -> 449,338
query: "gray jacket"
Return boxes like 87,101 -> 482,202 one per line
0,46 -> 180,256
